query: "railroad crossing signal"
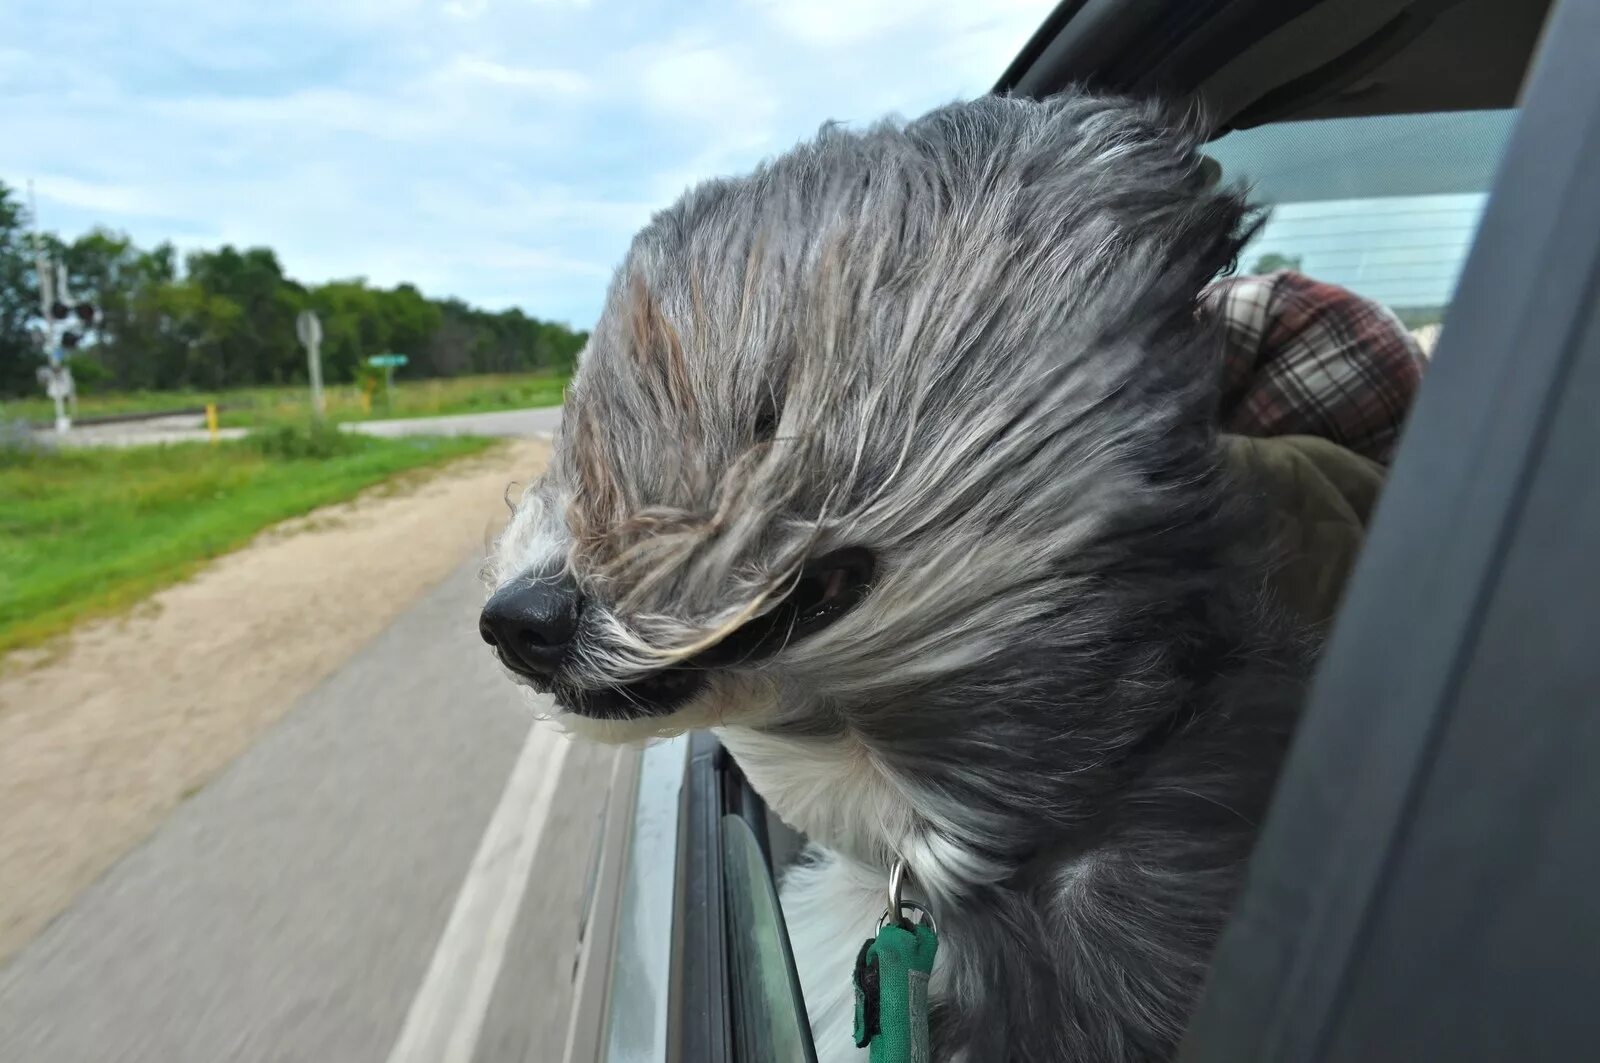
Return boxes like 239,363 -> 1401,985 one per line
28,193 -> 95,432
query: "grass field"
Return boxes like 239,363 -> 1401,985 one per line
0,370 -> 569,429
0,429 -> 496,655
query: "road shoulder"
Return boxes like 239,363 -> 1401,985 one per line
0,438 -> 549,965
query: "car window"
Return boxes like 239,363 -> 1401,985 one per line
722,814 -> 816,1063
1205,109 -> 1519,350
603,736 -> 688,1063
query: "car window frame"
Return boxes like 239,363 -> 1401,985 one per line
670,730 -> 817,1063
1181,0 -> 1600,1057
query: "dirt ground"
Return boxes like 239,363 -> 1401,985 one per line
0,438 -> 549,964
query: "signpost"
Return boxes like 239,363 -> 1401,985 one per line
366,353 -> 408,410
296,310 -> 325,420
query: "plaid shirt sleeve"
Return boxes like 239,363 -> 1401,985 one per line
1201,270 -> 1427,465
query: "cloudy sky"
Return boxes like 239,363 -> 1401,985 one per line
4,0 -> 1054,328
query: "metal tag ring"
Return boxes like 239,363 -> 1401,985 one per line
877,899 -> 937,935
881,859 -> 937,933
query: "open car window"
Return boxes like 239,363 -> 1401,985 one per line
723,814 -> 815,1063
1206,108 -> 1519,338
669,732 -> 817,1063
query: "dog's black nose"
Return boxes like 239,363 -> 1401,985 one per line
480,570 -> 582,679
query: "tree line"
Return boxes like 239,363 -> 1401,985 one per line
0,180 -> 588,398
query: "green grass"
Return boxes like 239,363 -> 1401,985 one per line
0,429 -> 497,655
0,370 -> 569,429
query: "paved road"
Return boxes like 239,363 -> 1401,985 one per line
346,407 -> 562,440
0,557 -> 613,1063
43,412 -> 250,447
41,406 -> 564,447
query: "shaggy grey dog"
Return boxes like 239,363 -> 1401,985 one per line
485,92 -> 1310,1062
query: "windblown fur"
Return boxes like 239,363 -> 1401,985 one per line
491,92 -> 1312,1061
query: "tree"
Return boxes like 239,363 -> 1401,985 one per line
380,283 -> 443,363
0,175 -> 591,397
109,245 -> 193,390
306,279 -> 380,384
186,245 -> 298,386
140,281 -> 243,390
1249,252 -> 1303,275
0,181 -> 43,397
62,228 -> 140,389
423,299 -> 477,377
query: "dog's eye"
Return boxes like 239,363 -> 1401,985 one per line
694,547 -> 876,667
787,547 -> 875,625
753,396 -> 780,441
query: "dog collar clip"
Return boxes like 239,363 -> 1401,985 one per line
852,858 -> 938,1062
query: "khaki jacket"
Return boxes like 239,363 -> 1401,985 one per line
1223,434 -> 1387,630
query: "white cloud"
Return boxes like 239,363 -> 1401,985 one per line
633,39 -> 786,199
748,0 -> 1048,50
444,0 -> 590,14
639,42 -> 778,134
437,56 -> 590,96
442,243 -> 611,276
156,88 -> 443,142
33,176 -> 160,217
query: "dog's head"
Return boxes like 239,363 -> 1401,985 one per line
486,92 -> 1252,745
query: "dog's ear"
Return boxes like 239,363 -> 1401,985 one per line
1018,95 -> 1261,443
1161,173 -> 1260,306
1015,93 -> 1258,295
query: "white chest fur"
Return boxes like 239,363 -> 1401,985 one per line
714,726 -> 913,866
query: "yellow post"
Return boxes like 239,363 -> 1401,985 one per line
205,403 -> 219,443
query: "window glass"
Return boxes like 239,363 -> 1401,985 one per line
723,813 -> 815,1063
603,736 -> 687,1063
1206,109 -> 1519,346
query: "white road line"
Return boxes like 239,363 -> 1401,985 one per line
386,719 -> 570,1063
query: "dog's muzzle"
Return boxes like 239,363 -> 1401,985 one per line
479,567 -> 709,719
480,546 -> 877,721
479,569 -> 581,681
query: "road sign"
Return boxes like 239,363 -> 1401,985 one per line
295,310 -> 323,347
366,354 -> 406,410
296,310 -> 325,419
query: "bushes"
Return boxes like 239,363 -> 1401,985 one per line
0,412 -> 52,467
64,354 -> 110,392
244,420 -> 362,460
